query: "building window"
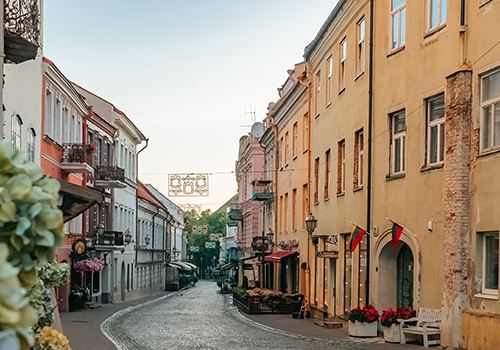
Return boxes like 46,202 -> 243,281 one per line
354,129 -> 364,189
339,39 -> 346,91
344,234 -> 352,314
285,132 -> 289,165
480,69 -> 500,152
284,193 -> 288,233
429,0 -> 447,30
480,231 -> 499,295
11,115 -> 22,150
292,189 -> 297,231
27,128 -> 36,162
337,140 -> 345,194
303,113 -> 309,152
279,137 -> 284,168
55,98 -> 62,144
279,195 -> 283,233
314,157 -> 319,204
316,71 -> 321,116
63,107 -> 70,144
391,0 -> 406,50
390,110 -> 406,175
327,56 -> 333,104
324,149 -> 330,199
302,184 -> 308,230
357,18 -> 365,76
293,122 -> 298,158
427,94 -> 445,165
44,89 -> 53,138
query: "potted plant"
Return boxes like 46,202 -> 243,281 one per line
380,307 -> 417,343
348,305 -> 379,337
86,142 -> 96,154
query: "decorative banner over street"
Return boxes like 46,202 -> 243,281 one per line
168,173 -> 209,197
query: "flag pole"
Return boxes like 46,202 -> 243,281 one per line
350,222 -> 374,237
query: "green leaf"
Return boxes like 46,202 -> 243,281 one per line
6,174 -> 32,200
0,201 -> 16,222
15,217 -> 31,237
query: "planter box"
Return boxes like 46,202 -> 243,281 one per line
348,320 -> 378,337
383,324 -> 401,343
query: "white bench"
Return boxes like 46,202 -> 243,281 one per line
398,307 -> 441,347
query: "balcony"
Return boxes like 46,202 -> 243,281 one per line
61,143 -> 94,174
228,208 -> 243,221
251,236 -> 270,253
252,180 -> 273,201
94,166 -> 126,188
4,0 -> 41,63
89,231 -> 124,249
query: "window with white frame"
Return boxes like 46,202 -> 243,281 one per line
303,113 -> 309,152
293,122 -> 298,158
44,89 -> 53,138
316,71 -> 321,116
327,56 -> 333,104
427,94 -> 445,165
55,98 -> 62,144
391,0 -> 406,50
11,115 -> 22,150
391,110 -> 406,174
339,39 -> 346,91
357,18 -> 365,76
429,0 -> 447,30
27,128 -> 36,162
285,132 -> 289,165
480,231 -> 499,295
354,129 -> 364,188
481,69 -> 500,152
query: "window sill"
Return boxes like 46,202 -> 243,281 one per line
424,23 -> 446,38
280,167 -> 284,171
324,197 -> 330,202
474,293 -> 498,300
293,156 -> 297,161
387,45 -> 405,58
478,148 -> 500,158
43,134 -> 54,144
314,201 -> 319,206
325,102 -> 332,109
354,71 -> 364,81
284,163 -> 289,168
338,87 -> 345,96
353,186 -> 363,192
337,192 -> 345,197
303,149 -> 308,154
292,230 -> 297,233
315,113 -> 320,119
420,163 -> 444,173
385,173 -> 406,182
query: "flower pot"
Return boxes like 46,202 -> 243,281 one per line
383,324 -> 401,343
348,320 -> 378,337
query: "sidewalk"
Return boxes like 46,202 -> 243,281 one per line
243,312 -> 439,350
60,291 -> 173,350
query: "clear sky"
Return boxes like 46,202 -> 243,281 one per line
44,0 -> 338,212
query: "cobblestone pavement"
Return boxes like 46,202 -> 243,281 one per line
104,281 -> 397,350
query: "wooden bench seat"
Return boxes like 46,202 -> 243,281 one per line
398,307 -> 441,347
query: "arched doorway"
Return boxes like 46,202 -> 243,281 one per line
121,261 -> 126,301
373,227 -> 420,312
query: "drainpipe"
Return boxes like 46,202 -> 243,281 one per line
366,0 -> 374,306
135,138 -> 149,269
459,0 -> 467,65
298,70 -> 312,311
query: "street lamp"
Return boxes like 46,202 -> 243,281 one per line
124,230 -> 132,245
97,223 -> 105,236
266,229 -> 274,246
305,213 -> 317,236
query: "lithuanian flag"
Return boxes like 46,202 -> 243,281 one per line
391,222 -> 403,247
349,224 -> 365,252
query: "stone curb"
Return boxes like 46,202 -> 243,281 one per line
100,291 -> 180,350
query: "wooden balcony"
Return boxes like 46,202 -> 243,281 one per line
94,166 -> 126,188
61,143 -> 94,174
4,0 -> 41,63
252,180 -> 273,201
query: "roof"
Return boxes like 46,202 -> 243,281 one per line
137,180 -> 167,210
264,251 -> 298,263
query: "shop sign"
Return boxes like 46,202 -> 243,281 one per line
316,251 -> 339,259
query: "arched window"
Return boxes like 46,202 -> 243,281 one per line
11,115 -> 22,150
27,128 -> 36,162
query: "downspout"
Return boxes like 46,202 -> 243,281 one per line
162,215 -> 168,289
459,0 -> 467,65
135,138 -> 149,269
298,70 -> 312,311
366,0 -> 374,306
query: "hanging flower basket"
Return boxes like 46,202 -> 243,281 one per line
86,143 -> 96,154
74,258 -> 104,273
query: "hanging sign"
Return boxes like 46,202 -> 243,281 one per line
168,174 -> 209,196
316,251 -> 339,259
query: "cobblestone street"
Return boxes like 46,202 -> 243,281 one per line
101,281 -> 417,350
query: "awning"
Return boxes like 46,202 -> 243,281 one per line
264,251 -> 297,263
167,263 -> 182,270
169,261 -> 192,271
184,262 -> 198,270
59,180 -> 104,223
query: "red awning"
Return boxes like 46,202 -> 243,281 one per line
264,251 -> 297,263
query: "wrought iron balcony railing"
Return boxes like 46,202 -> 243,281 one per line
91,231 -> 124,246
252,180 -> 273,201
94,166 -> 126,188
4,0 -> 41,63
61,143 -> 94,174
